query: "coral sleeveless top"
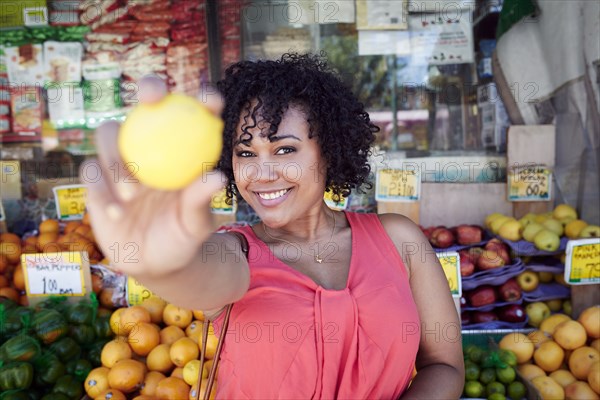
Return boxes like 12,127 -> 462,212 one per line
212,211 -> 420,399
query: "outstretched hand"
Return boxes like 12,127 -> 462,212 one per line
81,77 -> 227,278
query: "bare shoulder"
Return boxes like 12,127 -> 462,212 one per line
376,213 -> 424,242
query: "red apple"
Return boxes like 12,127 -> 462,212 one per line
476,249 -> 506,270
460,257 -> 475,277
467,285 -> 497,307
472,311 -> 498,323
497,304 -> 526,322
456,224 -> 483,245
461,312 -> 472,325
422,226 -> 435,240
430,227 -> 455,248
498,278 -> 522,302
485,238 -> 511,264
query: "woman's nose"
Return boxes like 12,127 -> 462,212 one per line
242,159 -> 280,183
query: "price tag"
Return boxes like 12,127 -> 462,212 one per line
375,168 -> 420,202
53,185 -> 88,220
436,251 -> 461,297
210,188 -> 236,215
21,252 -> 88,298
126,276 -> 161,306
324,191 -> 348,211
564,239 -> 600,285
507,164 -> 552,201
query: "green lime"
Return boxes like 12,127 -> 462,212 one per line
496,366 -> 516,384
465,361 -> 481,381
480,368 -> 497,385
465,344 -> 485,364
487,381 -> 506,397
507,381 -> 527,400
499,349 -> 518,367
464,380 -> 485,398
488,394 -> 507,400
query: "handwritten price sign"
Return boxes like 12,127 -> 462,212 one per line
436,252 -> 461,297
375,168 -> 420,202
210,188 -> 236,215
21,252 -> 87,297
53,185 -> 88,220
508,165 -> 552,201
565,239 -> 600,285
126,276 -> 162,306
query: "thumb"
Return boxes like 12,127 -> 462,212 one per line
180,170 -> 228,233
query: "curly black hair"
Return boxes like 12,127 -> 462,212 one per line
216,53 -> 378,203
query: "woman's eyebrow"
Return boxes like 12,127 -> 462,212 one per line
270,134 -> 301,142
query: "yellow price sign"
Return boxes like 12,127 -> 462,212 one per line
21,252 -> 88,297
210,188 -> 236,215
375,168 -> 420,202
324,190 -> 347,211
565,239 -> 600,285
126,276 -> 161,306
53,185 -> 87,220
507,164 -> 552,201
436,252 -> 461,297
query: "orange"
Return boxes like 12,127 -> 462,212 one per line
183,359 -> 205,386
37,232 -> 59,252
82,212 -> 91,225
0,275 -> 8,288
518,364 -> 547,380
85,367 -> 110,398
23,236 -> 37,246
564,381 -> 599,399
160,325 -> 186,345
110,308 -> 126,336
107,359 -> 147,393
139,370 -> 166,396
534,341 -> 565,372
591,339 -> 600,354
579,306 -> 600,339
0,233 -> 20,244
94,389 -> 126,400
146,343 -> 174,374
540,313 -> 572,336
101,339 -> 132,368
549,369 -> 577,388
588,361 -> 600,394
0,254 -> 9,274
189,378 -> 217,400
155,376 -> 190,399
554,320 -> 588,350
21,243 -> 37,254
200,332 -> 219,360
499,332 -> 535,364
0,241 -> 21,264
186,320 -> 203,343
12,265 -> 24,291
170,337 -> 199,367
64,221 -> 81,234
99,288 -> 120,309
39,219 -> 59,234
140,296 -> 168,324
528,330 -> 552,349
0,287 -> 19,302
171,367 -> 184,379
132,396 -> 155,400
193,310 -> 205,321
569,346 -> 600,380
120,305 -> 152,335
129,322 -> 161,356
531,376 -> 565,400
203,359 -> 215,378
18,295 -> 28,307
163,304 -> 193,328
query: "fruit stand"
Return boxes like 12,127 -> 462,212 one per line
1,1 -> 599,400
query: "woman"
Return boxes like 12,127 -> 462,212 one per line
86,53 -> 464,399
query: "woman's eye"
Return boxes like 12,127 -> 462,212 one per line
236,151 -> 254,157
276,147 -> 295,155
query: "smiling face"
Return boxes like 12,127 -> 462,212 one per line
232,104 -> 328,228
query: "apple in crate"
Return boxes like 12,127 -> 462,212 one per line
498,304 -> 527,322
485,238 -> 511,264
430,227 -> 455,248
472,311 -> 499,323
460,256 -> 475,277
456,225 -> 483,245
499,278 -> 522,302
476,249 -> 506,270
467,285 -> 497,307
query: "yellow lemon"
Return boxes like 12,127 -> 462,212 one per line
183,359 -> 207,386
119,94 -> 223,190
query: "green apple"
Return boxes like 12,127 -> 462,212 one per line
522,222 -> 544,242
518,213 -> 537,229
538,271 -> 554,283
553,204 -> 578,220
542,218 -> 564,236
565,219 -> 588,239
579,225 -> 600,238
517,270 -> 539,292
526,302 -> 551,328
490,216 -> 511,235
545,299 -> 562,312
485,213 -> 506,230
562,300 -> 572,316
499,219 -> 522,241
534,230 -> 561,252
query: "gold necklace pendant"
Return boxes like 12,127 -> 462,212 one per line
315,255 -> 323,264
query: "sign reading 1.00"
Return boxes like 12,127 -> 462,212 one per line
53,185 -> 88,220
21,252 -> 86,297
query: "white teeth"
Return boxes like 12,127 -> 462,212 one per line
258,189 -> 289,200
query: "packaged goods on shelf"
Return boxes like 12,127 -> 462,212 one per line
43,41 -> 83,82
8,86 -> 44,142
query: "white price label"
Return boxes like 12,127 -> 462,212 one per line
22,252 -> 86,297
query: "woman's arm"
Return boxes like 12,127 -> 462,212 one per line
379,214 -> 465,399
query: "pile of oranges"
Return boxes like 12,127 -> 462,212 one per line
85,297 -> 219,400
499,305 -> 600,399
0,215 -> 106,306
